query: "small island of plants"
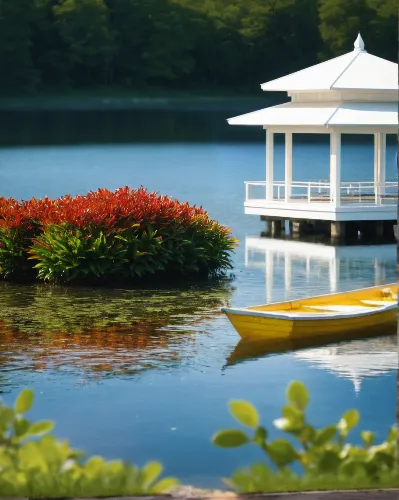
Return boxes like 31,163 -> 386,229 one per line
0,187 -> 237,285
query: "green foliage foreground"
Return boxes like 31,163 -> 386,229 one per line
0,381 -> 397,497
212,381 -> 399,493
0,389 -> 178,497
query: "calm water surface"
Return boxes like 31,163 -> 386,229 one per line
0,107 -> 397,488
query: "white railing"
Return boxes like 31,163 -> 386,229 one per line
340,181 -> 397,205
245,181 -> 398,206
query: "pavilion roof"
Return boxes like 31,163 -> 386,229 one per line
261,34 -> 398,92
227,101 -> 397,127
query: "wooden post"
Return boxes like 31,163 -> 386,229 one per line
285,132 -> 293,202
330,130 -> 341,207
266,129 -> 274,201
270,220 -> 282,236
331,221 -> 346,239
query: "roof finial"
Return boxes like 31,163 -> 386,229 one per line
354,32 -> 366,52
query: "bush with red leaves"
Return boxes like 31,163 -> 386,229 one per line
0,187 -> 237,284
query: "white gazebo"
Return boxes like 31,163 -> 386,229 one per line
228,34 -> 398,239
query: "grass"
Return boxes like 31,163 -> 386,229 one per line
225,471 -> 399,494
1,474 -> 398,498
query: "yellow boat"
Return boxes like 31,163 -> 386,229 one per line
221,283 -> 398,341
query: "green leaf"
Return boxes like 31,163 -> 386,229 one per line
386,426 -> 398,443
229,400 -> 259,428
253,426 -> 268,446
339,458 -> 364,476
212,429 -> 250,448
13,418 -> 30,438
266,439 -> 298,467
361,431 -> 375,447
15,389 -> 34,414
298,425 -> 316,443
339,409 -> 359,433
274,405 -> 304,432
317,449 -> 341,473
141,461 -> 163,487
18,442 -> 48,472
313,425 -> 337,446
152,477 -> 179,493
0,407 -> 15,428
29,420 -> 55,436
85,456 -> 105,475
286,381 -> 309,411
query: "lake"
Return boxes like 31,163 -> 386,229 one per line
0,105 -> 397,488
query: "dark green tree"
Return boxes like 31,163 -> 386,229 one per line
366,0 -> 397,62
318,0 -> 372,58
31,0 -> 71,88
52,0 -> 115,86
0,0 -> 38,93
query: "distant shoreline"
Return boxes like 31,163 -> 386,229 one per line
0,88 -> 284,111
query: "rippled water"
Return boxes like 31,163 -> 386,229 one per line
0,107 -> 397,488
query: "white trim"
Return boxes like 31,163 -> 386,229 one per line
262,126 -> 397,134
221,302 -> 395,322
244,203 -> 396,222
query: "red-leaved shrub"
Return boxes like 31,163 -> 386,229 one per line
0,187 -> 237,284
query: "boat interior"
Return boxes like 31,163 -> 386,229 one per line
246,285 -> 398,317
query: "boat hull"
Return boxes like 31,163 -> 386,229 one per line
222,283 -> 398,341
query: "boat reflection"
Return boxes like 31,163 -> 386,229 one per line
226,333 -> 397,392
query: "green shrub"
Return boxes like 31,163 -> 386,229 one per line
0,187 -> 237,284
0,227 -> 35,280
0,389 -> 178,497
212,381 -> 399,493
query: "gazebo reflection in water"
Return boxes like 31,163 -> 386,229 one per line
240,235 -> 397,393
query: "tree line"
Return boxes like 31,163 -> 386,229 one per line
0,0 -> 396,95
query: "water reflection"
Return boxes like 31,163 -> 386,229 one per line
0,108 -> 265,147
224,236 -> 397,393
294,336 -> 398,393
0,282 -> 233,378
226,334 -> 397,394
245,235 -> 396,302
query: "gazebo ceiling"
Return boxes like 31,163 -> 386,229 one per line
227,101 -> 397,127
261,34 -> 398,92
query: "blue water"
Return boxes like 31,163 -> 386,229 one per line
0,108 -> 397,488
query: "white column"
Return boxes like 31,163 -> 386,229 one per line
266,129 -> 274,201
374,133 -> 379,199
380,133 -> 386,195
374,133 -> 386,200
330,130 -> 341,207
285,132 -> 293,202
